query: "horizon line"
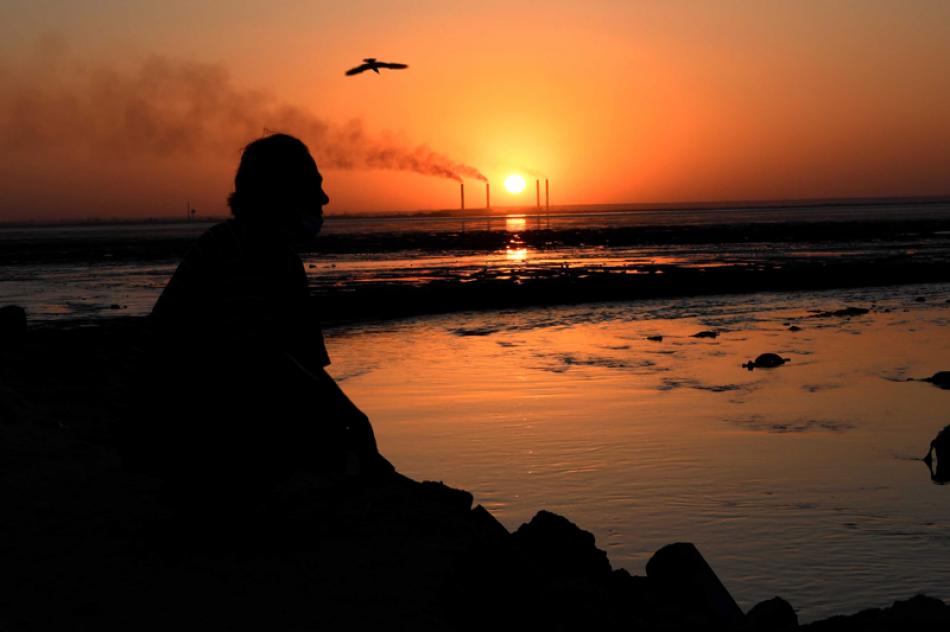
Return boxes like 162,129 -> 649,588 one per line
2,193 -> 948,227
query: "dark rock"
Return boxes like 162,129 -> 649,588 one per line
915,296 -> 926,302
692,330 -> 719,339
646,542 -> 744,628
924,425 -> 950,484
817,306 -> 870,318
747,596 -> 798,629
470,504 -> 510,542
647,335 -> 664,342
922,371 -> 950,389
801,594 -> 950,630
0,305 -> 27,342
512,510 -> 611,579
743,353 -> 790,370
109,304 -> 122,310
453,509 -> 636,631
418,480 -> 474,511
788,325 -> 802,332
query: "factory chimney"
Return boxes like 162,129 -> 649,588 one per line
536,179 -> 541,211
460,182 -> 465,212
485,182 -> 490,210
545,179 -> 550,213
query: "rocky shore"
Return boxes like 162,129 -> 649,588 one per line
2,319 -> 949,630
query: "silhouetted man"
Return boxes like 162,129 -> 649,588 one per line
124,134 -> 391,509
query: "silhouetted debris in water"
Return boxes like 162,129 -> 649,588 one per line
788,325 -> 802,332
815,307 -> 870,318
743,353 -> 790,370
692,330 -> 719,339
647,335 -> 664,342
923,425 -> 950,484
747,596 -> 798,630
915,296 -> 927,302
450,326 -> 498,336
800,594 -> 950,631
0,305 -> 27,344
921,371 -> 950,389
646,542 -> 745,629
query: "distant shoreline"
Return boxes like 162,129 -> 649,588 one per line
5,208 -> 950,324
2,194 -> 948,228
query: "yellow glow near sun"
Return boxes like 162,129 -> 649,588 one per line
504,174 -> 526,194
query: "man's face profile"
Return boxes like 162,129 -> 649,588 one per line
290,168 -> 329,240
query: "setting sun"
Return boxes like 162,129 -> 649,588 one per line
504,174 -> 526,194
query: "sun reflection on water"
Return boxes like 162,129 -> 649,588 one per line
505,215 -> 527,232
506,247 -> 528,262
503,215 -> 529,262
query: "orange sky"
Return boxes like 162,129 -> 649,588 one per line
1,1 -> 948,221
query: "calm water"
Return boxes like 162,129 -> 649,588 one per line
327,283 -> 950,622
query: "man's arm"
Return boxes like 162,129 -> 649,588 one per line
280,351 -> 378,451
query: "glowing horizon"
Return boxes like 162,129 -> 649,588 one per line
1,1 -> 948,221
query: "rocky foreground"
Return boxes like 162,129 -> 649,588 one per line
2,317 -> 950,630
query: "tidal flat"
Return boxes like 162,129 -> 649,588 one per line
329,282 -> 950,621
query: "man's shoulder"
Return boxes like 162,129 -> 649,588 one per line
198,220 -> 241,244
190,220 -> 245,258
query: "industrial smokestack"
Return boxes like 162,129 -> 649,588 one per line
460,182 -> 465,211
485,182 -> 490,210
545,179 -> 549,212
536,179 -> 541,211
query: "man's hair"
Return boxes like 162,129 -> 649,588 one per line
227,133 -> 319,221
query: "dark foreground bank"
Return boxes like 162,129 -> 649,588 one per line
2,320 -> 950,630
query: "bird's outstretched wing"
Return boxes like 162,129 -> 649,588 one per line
378,62 -> 408,70
345,63 -> 373,76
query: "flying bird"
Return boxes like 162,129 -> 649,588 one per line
345,58 -> 409,76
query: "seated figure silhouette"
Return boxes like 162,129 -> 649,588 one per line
124,133 -> 391,509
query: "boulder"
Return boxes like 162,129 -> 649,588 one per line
646,542 -> 744,628
747,596 -> 798,629
512,510 -> 611,579
692,330 -> 719,339
743,353 -> 790,370
922,371 -> 950,389
924,424 -> 950,484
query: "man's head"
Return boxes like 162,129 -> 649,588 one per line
227,133 -> 329,240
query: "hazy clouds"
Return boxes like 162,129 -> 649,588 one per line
0,53 -> 485,182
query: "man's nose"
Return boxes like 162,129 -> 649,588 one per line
319,188 -> 330,206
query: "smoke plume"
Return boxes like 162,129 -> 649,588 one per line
0,54 -> 486,182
